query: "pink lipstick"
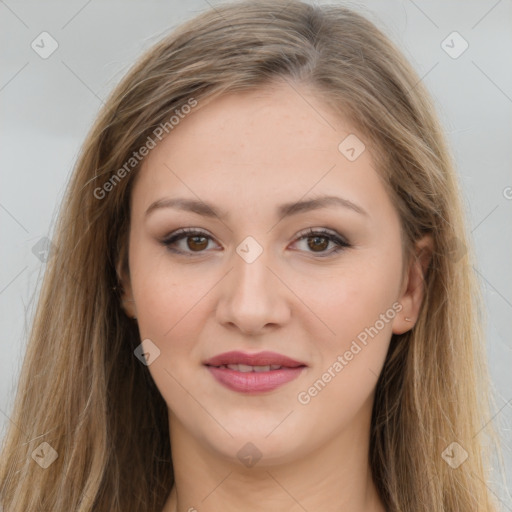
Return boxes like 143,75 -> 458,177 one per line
203,350 -> 307,393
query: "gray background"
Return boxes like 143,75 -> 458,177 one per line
1,0 -> 511,507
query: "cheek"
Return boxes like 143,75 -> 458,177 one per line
134,274 -> 210,358
295,253 -> 402,401
128,237 -> 205,337
294,271 -> 399,431
300,255 -> 402,339
130,262 -> 213,413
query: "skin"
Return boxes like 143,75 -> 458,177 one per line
120,81 -> 432,512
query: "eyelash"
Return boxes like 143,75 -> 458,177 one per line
160,227 -> 351,258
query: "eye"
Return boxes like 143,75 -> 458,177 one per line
292,227 -> 351,257
161,228 -> 218,255
160,227 -> 351,257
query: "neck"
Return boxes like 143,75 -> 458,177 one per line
161,404 -> 386,512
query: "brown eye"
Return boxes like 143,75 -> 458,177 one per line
187,235 -> 208,251
162,228 -> 217,255
293,228 -> 350,257
307,235 -> 329,252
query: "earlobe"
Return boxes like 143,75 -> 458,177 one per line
392,234 -> 434,335
122,292 -> 137,319
119,285 -> 137,319
115,255 -> 137,320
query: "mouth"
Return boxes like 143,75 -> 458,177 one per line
207,363 -> 292,372
203,351 -> 307,393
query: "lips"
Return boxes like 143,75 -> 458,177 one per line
203,351 -> 307,393
203,350 -> 306,369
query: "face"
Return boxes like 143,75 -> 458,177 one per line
121,82 -> 425,466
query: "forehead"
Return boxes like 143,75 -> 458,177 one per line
132,83 -> 396,225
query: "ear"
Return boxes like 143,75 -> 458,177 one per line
392,234 -> 433,335
116,247 -> 137,320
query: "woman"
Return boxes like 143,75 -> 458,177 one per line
0,1 -> 503,511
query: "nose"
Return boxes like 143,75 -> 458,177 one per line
215,244 -> 291,335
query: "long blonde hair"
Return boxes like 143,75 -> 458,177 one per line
0,1 -> 503,510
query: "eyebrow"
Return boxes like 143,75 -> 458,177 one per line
145,194 -> 368,220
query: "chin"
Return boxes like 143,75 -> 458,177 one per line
199,426 -> 309,468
